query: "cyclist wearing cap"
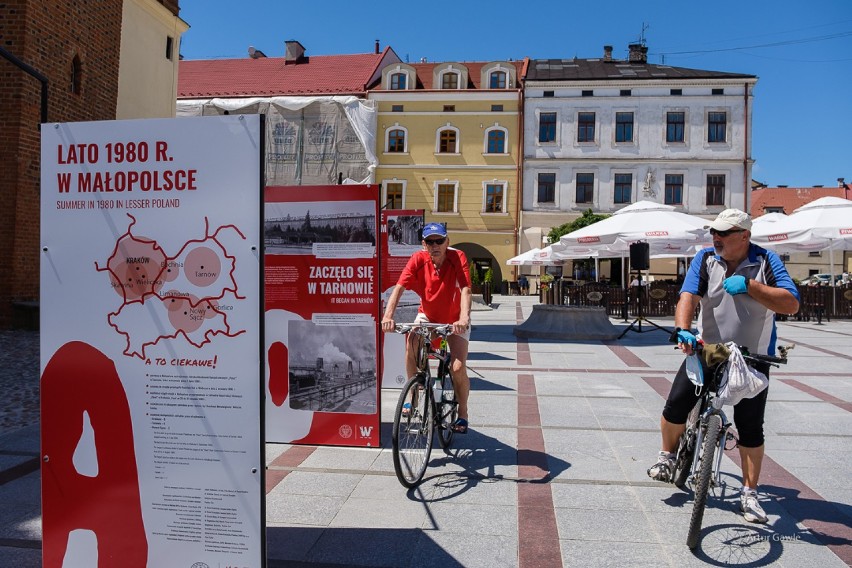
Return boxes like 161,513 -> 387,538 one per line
648,208 -> 799,523
381,222 -> 473,434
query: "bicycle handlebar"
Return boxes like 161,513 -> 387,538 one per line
670,328 -> 789,366
394,322 -> 454,338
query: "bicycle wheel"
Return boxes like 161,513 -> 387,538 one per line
392,374 -> 434,488
436,371 -> 457,450
687,413 -> 722,549
673,400 -> 702,488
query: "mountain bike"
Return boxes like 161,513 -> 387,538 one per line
391,322 -> 458,488
667,333 -> 790,549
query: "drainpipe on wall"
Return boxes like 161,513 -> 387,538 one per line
515,88 -> 524,274
743,81 -> 750,213
0,45 -> 49,126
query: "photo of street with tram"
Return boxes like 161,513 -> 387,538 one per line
286,320 -> 377,414
265,200 -> 376,255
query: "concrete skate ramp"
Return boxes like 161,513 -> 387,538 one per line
513,304 -> 618,340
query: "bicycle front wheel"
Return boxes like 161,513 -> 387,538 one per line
687,413 -> 722,549
673,400 -> 702,488
392,374 -> 434,488
436,371 -> 457,451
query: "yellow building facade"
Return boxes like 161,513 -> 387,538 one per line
369,60 -> 526,284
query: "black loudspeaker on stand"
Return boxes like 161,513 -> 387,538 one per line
619,242 -> 670,338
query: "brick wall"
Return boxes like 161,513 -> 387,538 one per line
0,0 -> 124,328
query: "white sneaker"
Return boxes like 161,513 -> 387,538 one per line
647,451 -> 675,482
740,489 -> 768,523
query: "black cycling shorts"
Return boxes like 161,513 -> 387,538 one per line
662,357 -> 770,448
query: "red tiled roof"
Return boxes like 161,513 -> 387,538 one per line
178,51 -> 391,98
751,186 -> 852,217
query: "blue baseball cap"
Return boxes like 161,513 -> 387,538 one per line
422,222 -> 447,239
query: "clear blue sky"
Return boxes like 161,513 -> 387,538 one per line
179,0 -> 851,188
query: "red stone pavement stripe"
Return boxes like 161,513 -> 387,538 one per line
603,340 -> 650,367
516,302 -> 531,365
644,375 -> 851,565
779,379 -> 852,413
726,450 -> 852,566
266,445 -> 316,494
517,373 -> 562,567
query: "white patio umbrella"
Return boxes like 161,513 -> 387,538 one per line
752,197 -> 852,311
550,200 -> 710,258
506,247 -> 566,266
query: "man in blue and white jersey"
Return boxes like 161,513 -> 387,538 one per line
648,209 -> 800,523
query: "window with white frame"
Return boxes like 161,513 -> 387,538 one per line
576,173 -> 594,203
435,182 -> 458,212
484,125 -> 508,154
385,124 -> 408,153
483,181 -> 506,213
666,111 -> 685,143
577,112 -> 596,143
436,125 -> 459,154
614,173 -> 632,204
383,180 -> 406,209
706,174 -> 725,206
537,173 -> 556,204
615,112 -> 634,143
538,111 -> 557,144
708,111 -> 727,143
665,174 -> 684,205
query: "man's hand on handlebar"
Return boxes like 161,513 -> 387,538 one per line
452,317 -> 470,336
381,316 -> 396,333
673,328 -> 698,355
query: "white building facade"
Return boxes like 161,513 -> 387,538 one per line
521,44 -> 758,254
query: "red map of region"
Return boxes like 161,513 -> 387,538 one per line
96,214 -> 247,359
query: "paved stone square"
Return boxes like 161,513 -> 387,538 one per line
1,297 -> 850,567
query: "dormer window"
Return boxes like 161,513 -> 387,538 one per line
441,71 -> 459,89
489,71 -> 507,89
390,72 -> 407,90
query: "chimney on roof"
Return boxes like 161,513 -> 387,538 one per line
284,40 -> 306,64
628,43 -> 648,63
603,45 -> 613,62
839,177 -> 847,187
248,46 -> 266,59
375,39 -> 380,54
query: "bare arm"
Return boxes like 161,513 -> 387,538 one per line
381,284 -> 405,332
453,287 -> 472,334
746,279 -> 800,315
674,291 -> 700,355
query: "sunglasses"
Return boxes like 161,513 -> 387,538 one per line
423,237 -> 446,246
710,228 -> 745,238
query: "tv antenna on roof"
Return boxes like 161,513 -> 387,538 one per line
638,22 -> 649,47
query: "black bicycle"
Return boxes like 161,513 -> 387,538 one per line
391,322 -> 459,488
666,331 -> 790,549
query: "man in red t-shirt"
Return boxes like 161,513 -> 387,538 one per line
382,222 -> 473,432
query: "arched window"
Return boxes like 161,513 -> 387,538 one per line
441,71 -> 459,89
436,126 -> 459,154
484,126 -> 507,154
390,72 -> 407,90
387,129 -> 406,153
70,55 -> 82,94
489,71 -> 507,89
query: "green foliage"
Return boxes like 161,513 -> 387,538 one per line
470,265 -> 481,286
483,267 -> 494,284
540,273 -> 554,284
547,209 -> 611,244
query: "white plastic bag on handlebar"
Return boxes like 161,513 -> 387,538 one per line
717,342 -> 769,406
